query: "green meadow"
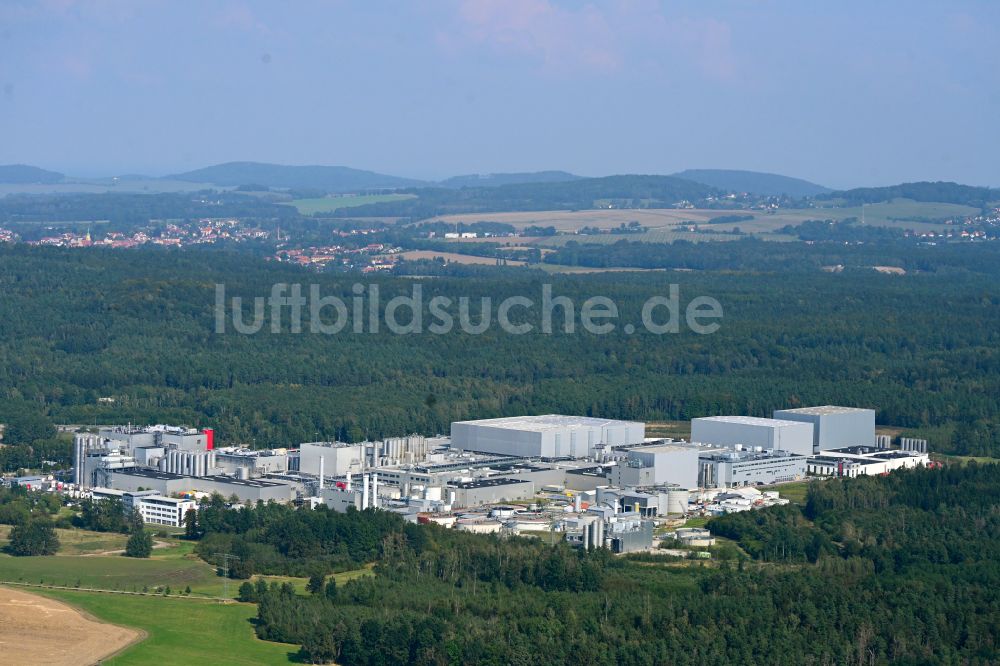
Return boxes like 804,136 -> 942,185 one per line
36,589 -> 297,665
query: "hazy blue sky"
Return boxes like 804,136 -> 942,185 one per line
1,0 -> 997,188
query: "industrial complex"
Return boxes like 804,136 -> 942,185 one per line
10,404 -> 929,553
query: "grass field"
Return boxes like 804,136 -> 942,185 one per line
0,551 -> 227,596
0,525 -> 127,555
259,563 -> 374,593
289,193 -> 415,214
0,536 -> 237,597
0,532 -> 368,601
760,480 -> 811,505
36,589 -> 297,665
930,452 -> 1000,466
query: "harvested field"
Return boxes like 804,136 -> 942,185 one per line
426,209 -> 720,231
0,586 -> 141,665
398,250 -> 525,266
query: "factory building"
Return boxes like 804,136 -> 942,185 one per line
376,435 -> 432,466
107,469 -> 296,503
565,514 -> 653,553
606,516 -> 654,553
158,449 -> 216,477
608,443 -> 701,489
451,415 -> 645,459
807,446 -> 929,478
214,448 -> 290,478
451,478 -> 534,508
565,515 -> 605,550
299,442 -> 364,477
318,472 -> 385,512
772,406 -> 876,453
691,416 -> 814,457
698,449 -> 807,488
594,485 -> 690,516
74,425 -> 214,490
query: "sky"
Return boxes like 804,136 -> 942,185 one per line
0,0 -> 998,188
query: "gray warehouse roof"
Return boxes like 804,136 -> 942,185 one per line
776,406 -> 873,416
452,414 -> 642,431
695,416 -> 809,427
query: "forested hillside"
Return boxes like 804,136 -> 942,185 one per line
672,169 -> 830,197
169,162 -> 425,191
0,245 -> 998,455
821,181 -> 1000,207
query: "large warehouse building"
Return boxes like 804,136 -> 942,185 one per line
691,416 -> 814,457
772,406 -> 876,453
451,415 -> 645,459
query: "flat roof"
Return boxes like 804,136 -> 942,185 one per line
808,456 -> 880,466
115,469 -> 290,488
451,478 -> 530,489
693,416 -> 811,428
775,406 -> 874,416
452,414 -> 643,432
630,443 -> 700,455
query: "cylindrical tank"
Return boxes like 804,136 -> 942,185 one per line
666,487 -> 690,515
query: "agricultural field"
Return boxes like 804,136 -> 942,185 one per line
288,193 -> 415,214
397,250 -> 525,266
534,229 -> 746,246
0,586 -> 142,666
35,589 -> 297,665
429,198 -> 976,245
426,208 -> 720,232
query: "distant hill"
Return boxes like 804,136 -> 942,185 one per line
672,169 -> 830,197
169,162 -> 426,192
0,164 -> 64,184
439,171 -> 582,189
821,181 -> 1000,207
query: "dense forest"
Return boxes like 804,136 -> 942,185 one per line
543,236 -> 1000,273
204,464 -> 999,664
0,191 -> 298,227
1,244 -> 998,455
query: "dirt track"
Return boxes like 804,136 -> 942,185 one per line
0,586 -> 141,665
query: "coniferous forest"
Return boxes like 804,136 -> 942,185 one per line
0,244 -> 998,457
